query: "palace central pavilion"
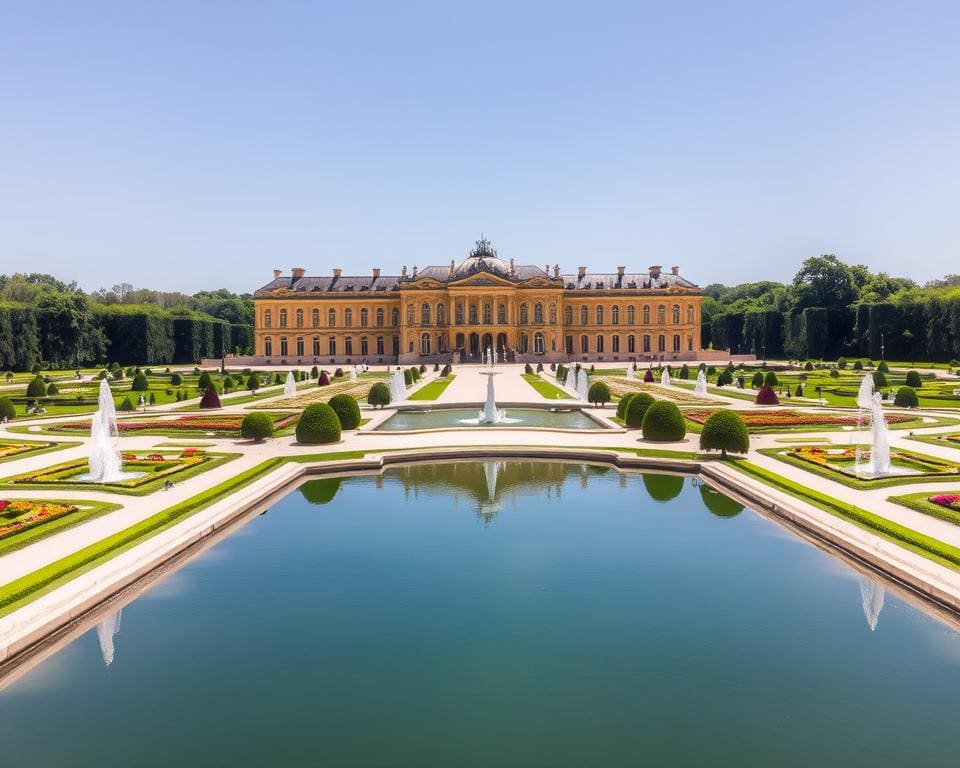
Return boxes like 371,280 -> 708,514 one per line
253,237 -> 702,365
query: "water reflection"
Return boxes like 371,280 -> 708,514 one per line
859,576 -> 886,631
95,608 -> 122,667
698,484 -> 745,518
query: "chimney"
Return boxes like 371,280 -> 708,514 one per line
412,265 -> 418,278
617,266 -> 625,278
671,265 -> 679,275
291,267 -> 305,279
401,265 -> 408,279
509,258 -> 515,276
450,259 -> 455,274
372,267 -> 381,279
333,268 -> 342,279
578,266 -> 586,279
554,264 -> 560,278
649,265 -> 662,279
273,269 -> 282,280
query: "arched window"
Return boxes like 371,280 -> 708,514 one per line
596,305 -> 604,325
421,302 -> 430,326
407,304 -> 415,325
360,308 -> 369,327
549,304 -> 557,324
344,337 -> 353,356
456,303 -> 464,324
597,335 -> 604,353
296,337 -> 304,356
279,309 -> 288,328
658,334 -> 666,352
376,308 -> 384,327
642,305 -> 650,324
469,304 -> 478,324
673,334 -> 681,352
687,305 -> 694,324
657,305 -> 665,325
534,332 -> 545,354
328,308 -> 336,327
421,333 -> 431,356
580,305 -> 588,325
312,336 -> 320,356
580,335 -> 589,353
519,304 -> 528,325
280,337 -> 288,356
295,308 -> 304,328
328,337 -> 336,355
264,337 -> 272,356
627,305 -> 635,325
263,309 -> 272,328
437,304 -> 445,326
672,304 -> 680,324
628,335 -> 636,353
312,308 -> 320,328
643,334 -> 651,352
519,333 -> 529,353
611,305 -> 619,324
534,303 -> 543,324
391,308 -> 400,326
376,336 -> 384,355
564,306 -> 573,325
483,303 -> 492,324
361,336 -> 369,356
612,335 -> 620,353
498,303 -> 506,324
344,308 -> 352,327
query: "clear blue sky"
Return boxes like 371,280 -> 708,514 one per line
1,0 -> 957,293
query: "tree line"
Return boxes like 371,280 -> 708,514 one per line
702,256 -> 960,361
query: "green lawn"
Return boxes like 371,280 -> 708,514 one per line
407,376 -> 455,401
522,374 -> 572,400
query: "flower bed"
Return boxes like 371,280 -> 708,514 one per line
7,450 -> 212,489
685,409 -> 915,429
0,443 -> 45,460
0,499 -> 79,540
789,445 -> 957,478
52,414 -> 298,435
930,494 -> 960,511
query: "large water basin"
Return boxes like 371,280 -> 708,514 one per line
1,461 -> 959,766
375,406 -> 606,430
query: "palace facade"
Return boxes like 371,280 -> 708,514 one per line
252,237 -> 702,365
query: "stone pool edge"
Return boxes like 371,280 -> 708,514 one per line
3,446 -> 960,673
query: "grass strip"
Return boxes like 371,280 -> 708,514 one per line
522,374 -> 572,400
889,490 -> 960,528
729,459 -> 960,572
407,376 -> 455,401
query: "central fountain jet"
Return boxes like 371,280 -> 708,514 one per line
694,369 -> 708,396
854,374 -> 893,477
479,347 -> 505,423
283,371 -> 297,398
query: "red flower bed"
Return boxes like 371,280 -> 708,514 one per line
930,494 -> 960,510
685,409 -> 914,428
57,413 -> 297,434
0,500 -> 78,539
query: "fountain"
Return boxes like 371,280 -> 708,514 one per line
854,375 -> 894,477
349,367 -> 358,383
478,348 -> 506,423
660,367 -> 670,387
695,369 -> 708,396
625,365 -> 634,380
576,368 -> 590,401
81,379 -> 131,483
283,371 -> 297,397
96,608 -> 123,666
389,368 -> 407,403
858,575 -> 885,632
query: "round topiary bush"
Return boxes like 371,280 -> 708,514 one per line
131,373 -> 149,391
170,372 -> 183,385
751,371 -> 764,388
588,381 -> 611,407
616,393 -> 635,421
334,368 -> 344,378
872,370 -> 887,389
240,412 -> 274,441
329,393 -> 361,429
198,371 -> 213,390
641,400 -> 685,441
30,363 -> 41,374
894,386 -> 919,408
0,396 -> 16,421
878,360 -> 889,373
367,382 -> 390,408
837,357 -> 848,369
199,387 -> 222,409
853,360 -> 864,371
905,370 -> 923,388
25,375 -> 46,398
246,373 -> 260,391
318,371 -> 330,386
950,358 -> 960,368
763,371 -> 778,387
296,403 -> 342,444
404,369 -> 413,386
643,369 -> 654,383
118,396 -> 134,412
47,382 -> 60,395
699,410 -> 749,458
625,392 -> 655,429
716,369 -> 734,387
803,361 -> 814,372
829,368 -> 840,378
755,385 -> 780,405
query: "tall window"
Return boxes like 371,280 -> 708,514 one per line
345,338 -> 353,356
643,335 -> 651,352
469,304 -> 478,324
456,303 -> 464,324
597,335 -> 604,353
264,337 -> 272,356
407,304 -> 415,325
688,336 -> 694,351
565,335 -> 573,354
687,305 -> 694,324
627,305 -> 635,325
534,332 -> 545,354
565,306 -> 573,325
483,303 -> 492,324
580,306 -> 588,325
376,336 -> 384,355
392,336 -> 399,355
295,308 -> 304,328
312,337 -> 320,356
421,303 -> 431,326
672,304 -> 680,324
519,333 -> 529,353
421,333 -> 431,355
612,335 -> 620,353
658,334 -> 666,352
280,337 -> 288,356
328,308 -> 336,327
437,304 -> 445,325
391,308 -> 400,327
642,305 -> 650,324
657,305 -> 665,324
361,337 -> 369,356
296,337 -> 304,356
519,304 -> 528,325
628,335 -> 635,353
498,303 -> 506,324
673,334 -> 681,352
549,304 -> 557,324
263,309 -> 272,328
360,308 -> 369,327
534,303 -> 543,324
596,305 -> 604,325
376,308 -> 384,327
581,335 -> 589,353
344,308 -> 352,328
312,308 -> 320,328
328,337 -> 336,355
611,305 -> 620,324
279,309 -> 288,328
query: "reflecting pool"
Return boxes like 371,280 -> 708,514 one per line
2,461 -> 960,767
375,407 -> 605,430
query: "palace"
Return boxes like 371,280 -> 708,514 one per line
252,237 -> 702,365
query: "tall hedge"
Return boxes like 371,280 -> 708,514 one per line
0,303 -> 40,371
